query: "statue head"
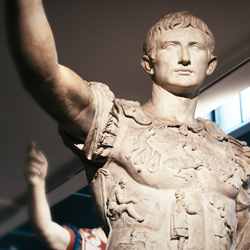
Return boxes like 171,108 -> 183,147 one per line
141,11 -> 218,97
143,11 -> 215,60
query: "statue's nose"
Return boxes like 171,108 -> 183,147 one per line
178,47 -> 191,66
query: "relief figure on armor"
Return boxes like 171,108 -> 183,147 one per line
171,189 -> 198,250
163,137 -> 206,181
5,1 -> 250,249
127,127 -> 161,173
117,229 -> 153,250
127,127 -> 156,165
107,179 -> 144,223
210,201 -> 234,249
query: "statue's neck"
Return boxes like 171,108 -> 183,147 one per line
142,82 -> 198,126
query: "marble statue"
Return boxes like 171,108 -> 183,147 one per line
5,1 -> 250,249
24,142 -> 107,250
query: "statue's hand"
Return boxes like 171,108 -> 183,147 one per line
24,142 -> 48,186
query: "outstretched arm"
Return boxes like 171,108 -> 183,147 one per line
25,142 -> 70,250
5,0 -> 94,128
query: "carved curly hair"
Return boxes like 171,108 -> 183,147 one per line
143,11 -> 215,59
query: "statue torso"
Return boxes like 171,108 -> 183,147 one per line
59,84 -> 250,250
89,99 -> 243,250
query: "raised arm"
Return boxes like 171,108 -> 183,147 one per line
5,0 -> 94,127
25,142 -> 70,250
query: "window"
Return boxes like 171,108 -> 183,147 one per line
201,86 -> 250,133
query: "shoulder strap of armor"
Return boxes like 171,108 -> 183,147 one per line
116,99 -> 152,126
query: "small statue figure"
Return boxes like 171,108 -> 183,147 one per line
172,190 -> 188,250
211,201 -> 233,249
171,189 -> 197,250
24,142 -> 107,250
107,179 -> 144,223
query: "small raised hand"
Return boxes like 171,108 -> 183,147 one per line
24,142 -> 48,186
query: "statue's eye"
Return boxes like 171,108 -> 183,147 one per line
166,43 -> 177,50
161,42 -> 177,50
190,44 -> 201,51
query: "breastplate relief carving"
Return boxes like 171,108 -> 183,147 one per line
107,178 -> 145,228
97,117 -> 245,250
127,127 -> 161,174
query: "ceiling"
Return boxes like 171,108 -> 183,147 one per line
0,0 -> 250,236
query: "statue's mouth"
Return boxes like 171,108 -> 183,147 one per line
175,70 -> 193,74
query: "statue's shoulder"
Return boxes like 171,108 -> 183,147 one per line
115,99 -> 152,126
196,117 -> 228,141
88,81 -> 115,102
227,135 -> 250,182
88,83 -> 152,126
197,117 -> 250,182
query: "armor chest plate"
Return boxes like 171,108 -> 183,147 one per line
116,119 -> 241,197
91,117 -> 242,250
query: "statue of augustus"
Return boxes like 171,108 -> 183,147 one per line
5,1 -> 250,249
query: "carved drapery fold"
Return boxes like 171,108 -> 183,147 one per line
59,81 -> 118,163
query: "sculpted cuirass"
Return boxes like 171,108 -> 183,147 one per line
59,82 -> 250,250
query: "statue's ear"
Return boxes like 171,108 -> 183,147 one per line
141,55 -> 154,75
206,55 -> 218,76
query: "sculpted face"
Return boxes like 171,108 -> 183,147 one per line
142,26 -> 217,98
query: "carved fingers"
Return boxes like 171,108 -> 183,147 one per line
24,142 -> 48,186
